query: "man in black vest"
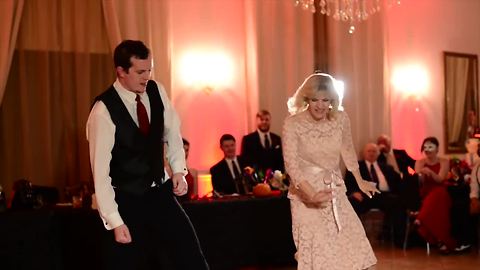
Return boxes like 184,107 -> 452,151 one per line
87,40 -> 208,270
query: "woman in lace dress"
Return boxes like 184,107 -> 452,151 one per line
283,73 -> 378,269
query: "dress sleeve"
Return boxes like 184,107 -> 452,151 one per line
340,112 -> 360,172
282,116 -> 309,188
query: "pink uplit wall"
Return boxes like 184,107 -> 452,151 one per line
386,0 -> 480,159
170,0 -> 248,172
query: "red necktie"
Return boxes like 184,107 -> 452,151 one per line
135,94 -> 150,135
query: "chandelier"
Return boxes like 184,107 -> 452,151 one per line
294,0 -> 400,33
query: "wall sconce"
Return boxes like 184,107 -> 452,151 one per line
392,64 -> 429,112
392,64 -> 429,97
179,50 -> 234,94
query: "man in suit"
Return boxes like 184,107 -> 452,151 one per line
376,134 -> 419,210
240,110 -> 284,172
210,134 -> 249,195
376,134 -> 416,178
345,143 -> 405,246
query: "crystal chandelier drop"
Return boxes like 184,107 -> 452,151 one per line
294,0 -> 400,33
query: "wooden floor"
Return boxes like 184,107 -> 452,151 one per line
240,244 -> 480,270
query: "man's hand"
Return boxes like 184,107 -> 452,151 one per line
172,173 -> 188,196
114,224 -> 132,244
378,143 -> 388,153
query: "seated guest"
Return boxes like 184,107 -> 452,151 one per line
466,110 -> 480,139
464,138 -> 480,169
414,137 -> 457,253
377,134 -> 419,210
345,143 -> 404,245
448,138 -> 479,251
179,138 -> 198,200
470,163 -> 480,215
210,134 -> 249,195
240,110 -> 284,172
377,134 -> 416,177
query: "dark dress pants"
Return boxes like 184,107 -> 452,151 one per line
349,192 -> 406,246
102,180 -> 209,270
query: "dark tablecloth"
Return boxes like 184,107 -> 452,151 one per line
0,195 -> 296,270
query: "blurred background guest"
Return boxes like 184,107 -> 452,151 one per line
179,138 -> 198,200
210,134 -> 249,195
414,137 -> 456,253
464,138 -> 480,169
466,110 -> 480,140
470,163 -> 480,215
345,143 -> 405,246
241,110 -> 284,173
377,134 -> 419,211
377,134 -> 416,178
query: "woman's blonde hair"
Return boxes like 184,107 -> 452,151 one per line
287,72 -> 340,119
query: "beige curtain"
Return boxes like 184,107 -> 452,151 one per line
244,0 -> 314,133
102,0 -> 171,95
327,12 -> 389,154
0,0 -> 24,105
0,0 -> 113,200
446,58 -> 469,143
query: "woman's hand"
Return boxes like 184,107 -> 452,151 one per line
357,180 -> 380,198
420,167 -> 433,176
310,189 -> 333,208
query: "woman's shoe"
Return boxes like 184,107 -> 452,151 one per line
454,244 -> 471,252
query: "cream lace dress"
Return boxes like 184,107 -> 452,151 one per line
283,110 -> 376,270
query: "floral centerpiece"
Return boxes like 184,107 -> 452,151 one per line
243,167 -> 289,196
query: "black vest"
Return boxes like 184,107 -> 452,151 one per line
94,80 -> 165,195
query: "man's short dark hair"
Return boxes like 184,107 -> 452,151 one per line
220,134 -> 235,146
256,110 -> 271,118
113,40 -> 150,72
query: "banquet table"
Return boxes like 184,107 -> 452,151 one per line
0,194 -> 296,270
